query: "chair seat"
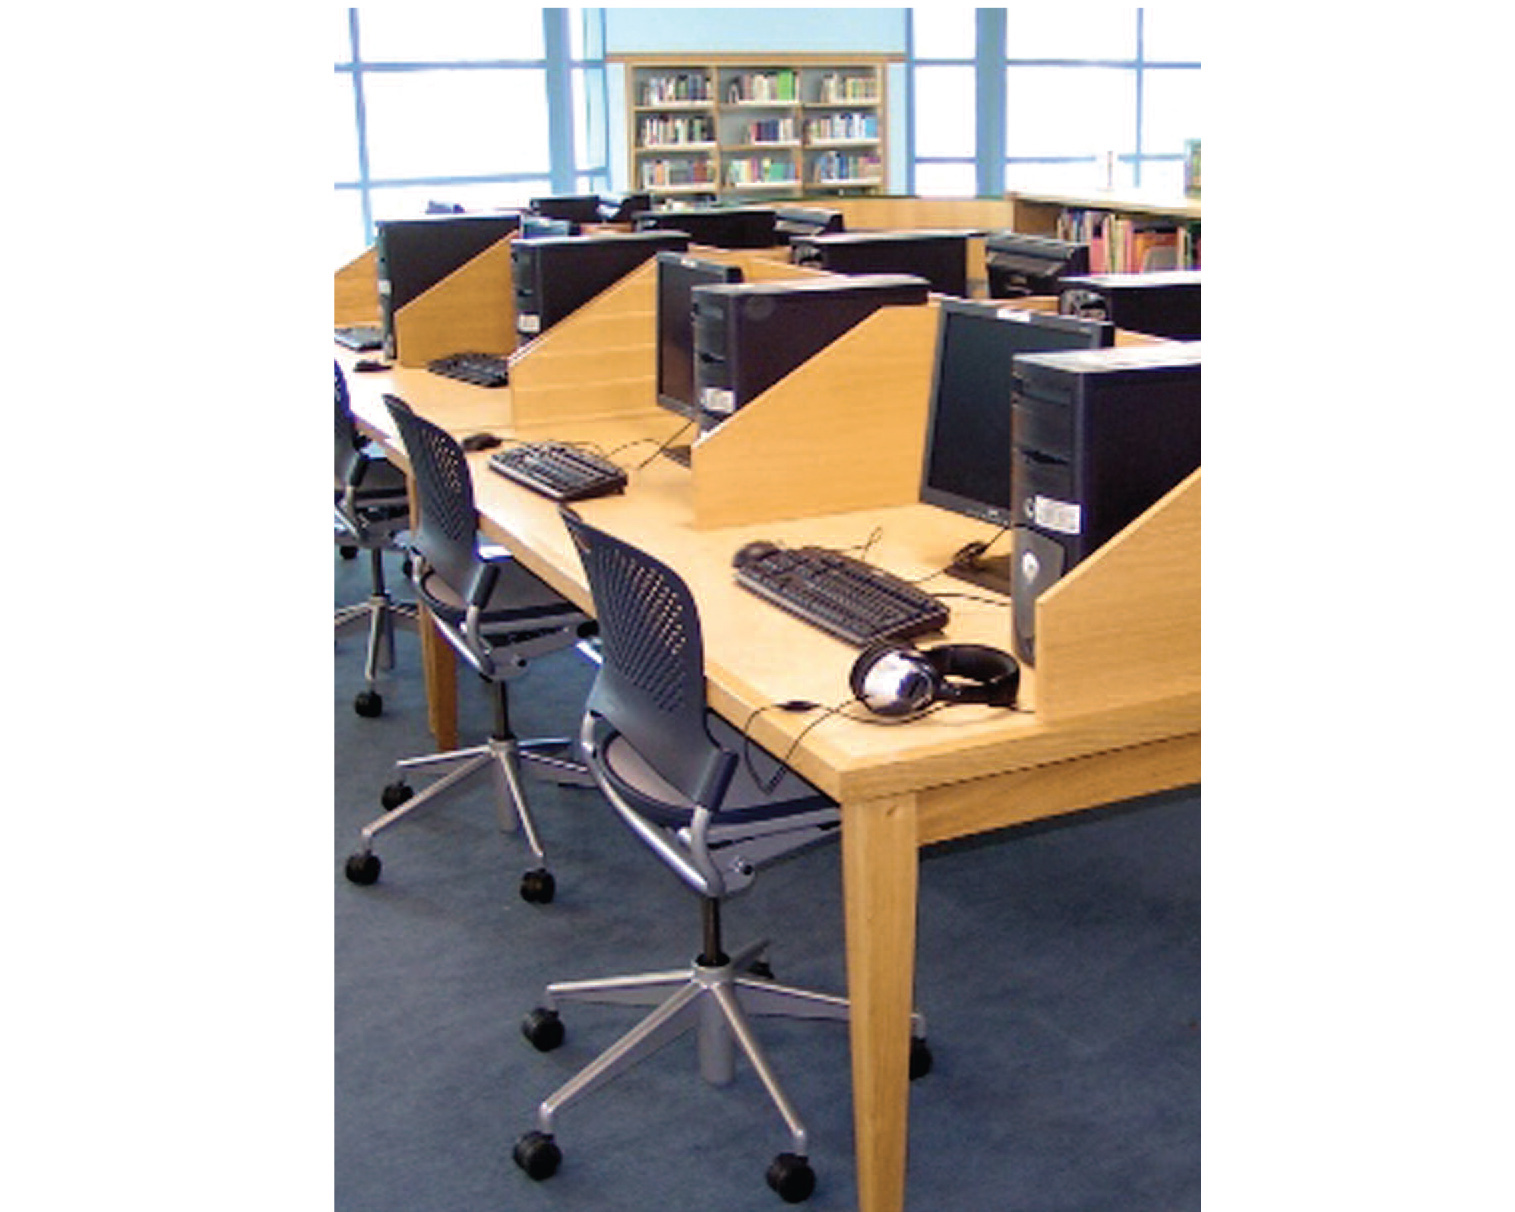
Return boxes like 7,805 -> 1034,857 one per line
591,713 -> 834,830
343,450 -> 410,501
418,556 -> 584,635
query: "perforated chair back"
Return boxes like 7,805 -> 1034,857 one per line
335,361 -> 365,483
382,393 -> 483,596
560,507 -> 731,806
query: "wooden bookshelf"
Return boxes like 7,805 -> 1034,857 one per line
1009,188 -> 1202,273
617,55 -> 891,203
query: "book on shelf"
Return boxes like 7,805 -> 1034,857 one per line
803,112 -> 878,142
741,116 -> 796,144
813,150 -> 881,185
815,72 -> 877,103
727,69 -> 797,104
1056,208 -> 1201,273
638,114 -> 714,147
639,73 -> 713,106
725,156 -> 797,187
640,157 -> 716,188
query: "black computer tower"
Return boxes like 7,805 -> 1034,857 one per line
1058,270 -> 1201,340
691,275 -> 930,429
1008,342 -> 1201,663
984,232 -> 1090,298
511,230 -> 689,339
632,206 -> 779,249
375,212 -> 522,359
789,230 -> 969,297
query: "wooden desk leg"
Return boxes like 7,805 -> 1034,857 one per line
841,792 -> 920,1212
417,605 -> 458,752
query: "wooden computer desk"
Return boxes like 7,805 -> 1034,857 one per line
336,247 -> 1200,1212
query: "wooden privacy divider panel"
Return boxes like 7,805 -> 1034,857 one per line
691,302 -> 939,528
334,246 -> 380,326
1033,469 -> 1200,726
391,236 -> 518,368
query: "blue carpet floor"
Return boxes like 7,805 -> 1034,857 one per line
334,548 -> 1199,1211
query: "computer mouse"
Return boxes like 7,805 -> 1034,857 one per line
732,540 -> 780,568
461,433 -> 503,452
353,359 -> 390,373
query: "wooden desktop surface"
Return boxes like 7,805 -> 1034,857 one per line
340,345 -> 1199,1212
336,227 -> 1198,1212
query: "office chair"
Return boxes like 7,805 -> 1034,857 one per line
342,394 -> 597,903
512,507 -> 930,1203
334,361 -> 419,718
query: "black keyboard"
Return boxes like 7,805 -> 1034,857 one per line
732,542 -> 950,646
488,442 -> 628,502
335,324 -> 384,351
427,351 -> 511,387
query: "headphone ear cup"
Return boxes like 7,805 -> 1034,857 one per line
850,643 -> 940,717
922,644 -> 1021,708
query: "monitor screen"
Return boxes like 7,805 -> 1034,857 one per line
529,194 -> 605,224
919,300 -> 1114,529
655,252 -> 744,420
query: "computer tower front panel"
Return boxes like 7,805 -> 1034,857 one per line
1009,343 -> 1201,663
511,231 -> 688,340
691,276 -> 930,430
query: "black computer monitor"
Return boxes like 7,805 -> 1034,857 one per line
520,214 -> 576,239
529,194 -> 606,225
984,232 -> 1090,298
918,300 -> 1115,593
632,206 -> 779,249
774,207 -> 845,243
603,192 -> 653,223
655,252 -> 744,421
789,230 -> 969,297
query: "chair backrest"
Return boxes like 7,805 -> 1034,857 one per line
560,507 -> 731,805
335,361 -> 364,482
382,393 -> 482,594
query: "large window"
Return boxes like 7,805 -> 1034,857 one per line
908,6 -> 1200,198
333,8 -> 607,263
335,8 -> 1201,263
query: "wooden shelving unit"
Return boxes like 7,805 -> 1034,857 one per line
1009,188 -> 1202,272
619,55 -> 890,203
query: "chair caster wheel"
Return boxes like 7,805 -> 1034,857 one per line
339,545 -> 358,560
909,1036 -> 933,1080
513,1130 -> 561,1181
344,852 -> 381,885
521,1007 -> 565,1052
353,689 -> 383,718
766,1152 -> 816,1203
380,781 -> 413,811
519,868 -> 556,904
747,959 -> 775,980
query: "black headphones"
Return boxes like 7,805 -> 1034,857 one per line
849,642 -> 1021,718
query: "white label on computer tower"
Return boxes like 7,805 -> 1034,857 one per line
518,313 -> 541,334
377,278 -> 391,296
1032,495 -> 1082,535
701,387 -> 736,415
